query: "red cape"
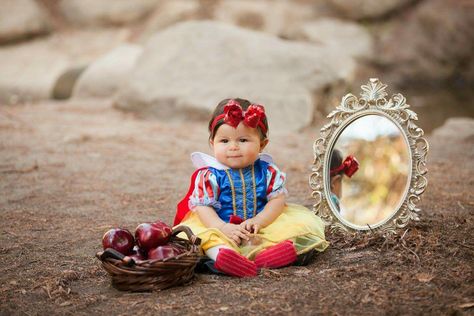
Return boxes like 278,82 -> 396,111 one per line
174,168 -> 204,225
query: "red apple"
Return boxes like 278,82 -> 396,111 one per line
129,245 -> 147,262
102,228 -> 135,255
134,221 -> 172,252
148,244 -> 183,261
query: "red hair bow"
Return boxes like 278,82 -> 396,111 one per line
330,155 -> 359,178
211,99 -> 267,135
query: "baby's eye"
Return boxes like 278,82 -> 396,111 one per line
239,139 -> 248,143
220,139 -> 229,143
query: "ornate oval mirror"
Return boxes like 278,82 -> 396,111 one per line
310,78 -> 429,235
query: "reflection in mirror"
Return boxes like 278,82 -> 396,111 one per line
328,115 -> 410,228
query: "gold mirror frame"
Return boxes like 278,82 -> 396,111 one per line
309,78 -> 429,236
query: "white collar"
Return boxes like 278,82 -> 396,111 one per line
190,152 -> 273,170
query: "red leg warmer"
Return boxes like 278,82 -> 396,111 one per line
255,240 -> 298,269
214,248 -> 257,277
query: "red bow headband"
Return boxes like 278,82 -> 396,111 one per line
330,155 -> 359,178
210,100 -> 267,136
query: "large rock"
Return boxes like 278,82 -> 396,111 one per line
0,0 -> 51,44
289,18 -> 374,60
0,30 -> 129,103
376,0 -> 474,86
139,0 -> 201,42
73,44 -> 143,98
0,45 -> 66,104
59,0 -> 159,27
328,0 -> 416,20
431,118 -> 474,143
213,0 -> 316,37
429,117 -> 474,166
115,21 -> 356,132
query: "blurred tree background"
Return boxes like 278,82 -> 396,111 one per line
339,134 -> 410,226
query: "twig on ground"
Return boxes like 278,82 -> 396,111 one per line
457,243 -> 474,251
400,242 -> 420,262
367,224 -> 375,234
400,228 -> 410,241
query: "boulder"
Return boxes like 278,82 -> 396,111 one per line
0,42 -> 68,103
73,44 -> 143,98
115,21 -> 356,132
0,0 -> 51,44
53,66 -> 87,100
0,29 -> 129,103
327,0 -> 416,20
431,118 -> 474,142
290,18 -> 374,60
376,0 -> 474,86
59,0 -> 159,27
139,0 -> 201,42
213,0 -> 316,37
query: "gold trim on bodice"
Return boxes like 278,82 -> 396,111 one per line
239,169 -> 247,219
251,165 -> 257,218
225,165 -> 258,220
224,169 -> 237,216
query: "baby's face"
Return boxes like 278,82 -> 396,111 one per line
210,122 -> 267,169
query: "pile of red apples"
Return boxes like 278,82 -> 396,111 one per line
102,220 -> 184,262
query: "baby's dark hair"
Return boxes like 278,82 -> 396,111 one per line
208,98 -> 269,140
330,149 -> 344,177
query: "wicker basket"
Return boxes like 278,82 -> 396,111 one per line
96,225 -> 201,292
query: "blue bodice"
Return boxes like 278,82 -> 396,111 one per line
209,159 -> 269,222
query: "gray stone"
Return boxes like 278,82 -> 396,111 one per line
73,44 -> 143,98
0,30 -> 129,103
59,0 -> 159,26
139,0 -> 201,43
53,66 -> 87,100
376,0 -> 474,85
0,41 -> 68,103
328,0 -> 416,20
431,118 -> 474,141
290,18 -> 374,60
115,21 -> 356,132
0,0 -> 51,44
213,0 -> 316,37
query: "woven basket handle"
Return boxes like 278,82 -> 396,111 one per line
172,225 -> 201,246
96,248 -> 136,266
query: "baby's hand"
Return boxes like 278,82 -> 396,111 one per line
220,223 -> 250,245
240,218 -> 262,234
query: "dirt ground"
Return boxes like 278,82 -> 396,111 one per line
0,100 -> 473,315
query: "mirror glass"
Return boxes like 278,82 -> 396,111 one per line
327,114 -> 410,228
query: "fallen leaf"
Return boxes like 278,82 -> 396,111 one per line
293,268 -> 311,276
416,273 -> 434,283
361,294 -> 371,303
459,302 -> 474,309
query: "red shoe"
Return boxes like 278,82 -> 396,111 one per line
214,248 -> 257,277
255,240 -> 297,269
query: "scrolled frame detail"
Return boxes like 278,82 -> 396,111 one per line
309,78 -> 429,236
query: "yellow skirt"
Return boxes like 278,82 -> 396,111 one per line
176,203 -> 329,260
